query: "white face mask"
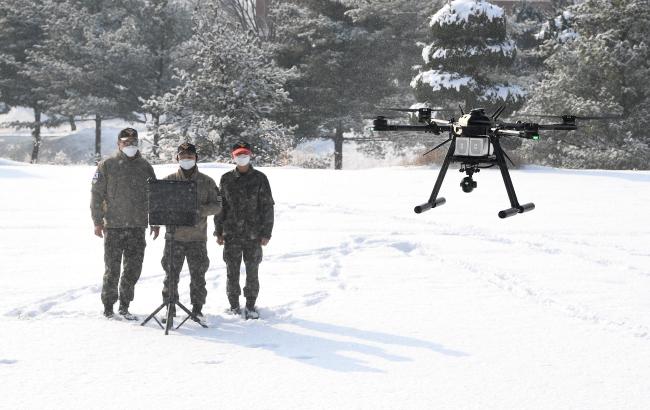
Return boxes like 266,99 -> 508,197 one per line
179,159 -> 196,170
121,146 -> 139,157
234,155 -> 250,166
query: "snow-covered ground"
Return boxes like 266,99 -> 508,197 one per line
1,160 -> 649,409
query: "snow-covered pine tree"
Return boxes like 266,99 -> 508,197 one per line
0,0 -> 59,163
338,0 -> 446,161
508,1 -> 549,83
412,0 -> 524,113
135,0 -> 193,160
270,0 -> 438,168
154,6 -> 295,165
27,0 -> 148,162
522,0 -> 650,169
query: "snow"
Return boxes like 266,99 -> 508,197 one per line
535,10 -> 578,42
423,40 -> 516,64
291,138 -> 417,169
0,107 -> 148,163
422,43 -> 434,64
411,69 -> 476,91
1,160 -> 650,409
430,0 -> 504,26
480,83 -> 527,101
486,40 -> 516,55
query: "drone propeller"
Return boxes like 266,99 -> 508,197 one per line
518,113 -> 622,120
369,114 -> 402,120
381,107 -> 454,113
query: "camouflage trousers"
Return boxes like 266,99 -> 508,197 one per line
224,239 -> 263,300
101,228 -> 146,306
161,240 -> 209,305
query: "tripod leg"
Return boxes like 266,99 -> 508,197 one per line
175,314 -> 192,330
165,301 -> 174,335
175,301 -> 208,329
165,228 -> 178,335
141,302 -> 166,329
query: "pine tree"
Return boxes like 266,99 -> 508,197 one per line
27,0 -> 148,162
270,0 -> 439,168
135,0 -> 193,160
339,0 -> 446,160
412,0 -> 524,113
0,0 -> 57,163
523,0 -> 650,169
154,6 -> 295,164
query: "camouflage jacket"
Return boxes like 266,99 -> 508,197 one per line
90,151 -> 156,228
163,167 -> 222,242
214,166 -> 274,241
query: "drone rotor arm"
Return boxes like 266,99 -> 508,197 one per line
422,138 -> 452,156
537,123 -> 578,131
496,129 -> 525,137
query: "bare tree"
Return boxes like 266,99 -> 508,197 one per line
219,0 -> 271,39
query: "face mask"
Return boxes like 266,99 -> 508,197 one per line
234,155 -> 250,166
179,159 -> 196,170
122,146 -> 139,157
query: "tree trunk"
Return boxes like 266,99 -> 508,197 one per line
334,121 -> 344,170
95,114 -> 102,163
69,116 -> 76,131
30,107 -> 42,164
152,113 -> 160,158
256,0 -> 269,38
256,0 -> 267,15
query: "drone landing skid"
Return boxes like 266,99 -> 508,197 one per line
414,138 -> 536,219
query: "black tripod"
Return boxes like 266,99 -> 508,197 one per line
141,226 -> 208,334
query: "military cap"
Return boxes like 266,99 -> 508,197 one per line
231,141 -> 252,156
177,142 -> 197,155
118,127 -> 138,141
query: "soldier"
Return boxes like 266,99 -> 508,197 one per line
91,128 -> 159,320
214,141 -> 274,319
161,143 -> 222,320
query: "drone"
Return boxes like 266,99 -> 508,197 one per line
372,106 -> 586,218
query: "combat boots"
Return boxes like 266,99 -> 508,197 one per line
103,304 -> 114,318
118,301 -> 138,321
192,304 -> 203,317
227,295 -> 241,315
244,298 -> 259,320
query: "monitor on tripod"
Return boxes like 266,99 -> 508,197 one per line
147,179 -> 198,227
142,178 -> 207,334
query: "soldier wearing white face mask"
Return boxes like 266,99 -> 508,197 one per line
91,128 -> 159,319
214,141 -> 275,319
160,143 -> 222,320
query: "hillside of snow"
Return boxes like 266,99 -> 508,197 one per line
1,161 -> 649,409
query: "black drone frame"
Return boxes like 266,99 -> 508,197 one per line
373,106 -> 578,218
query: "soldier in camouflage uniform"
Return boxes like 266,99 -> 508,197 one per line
161,143 -> 222,319
91,128 -> 159,319
214,142 -> 274,319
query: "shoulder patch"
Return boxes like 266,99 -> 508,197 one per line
92,170 -> 101,184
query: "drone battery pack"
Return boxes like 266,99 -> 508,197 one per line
454,137 -> 493,157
